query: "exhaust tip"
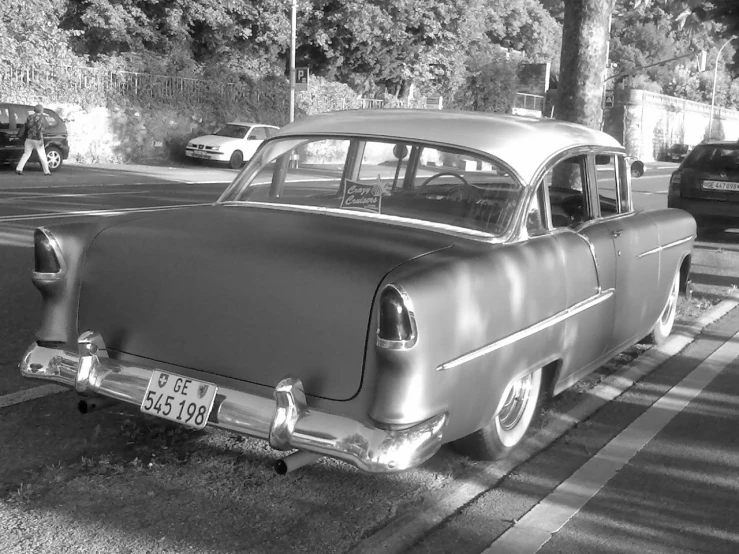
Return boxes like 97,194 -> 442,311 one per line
274,459 -> 288,475
273,450 -> 322,475
78,397 -> 116,414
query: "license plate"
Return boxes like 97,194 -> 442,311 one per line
141,371 -> 218,430
702,180 -> 739,191
190,151 -> 210,158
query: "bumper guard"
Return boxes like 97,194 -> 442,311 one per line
20,331 -> 447,473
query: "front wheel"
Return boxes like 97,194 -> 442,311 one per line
46,146 -> 63,171
648,269 -> 680,345
452,368 -> 543,461
229,150 -> 244,169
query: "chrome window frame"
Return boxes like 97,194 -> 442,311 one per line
219,134 -> 529,244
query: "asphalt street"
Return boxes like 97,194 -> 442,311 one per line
0,160 -> 738,554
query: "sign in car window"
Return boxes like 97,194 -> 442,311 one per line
340,177 -> 391,213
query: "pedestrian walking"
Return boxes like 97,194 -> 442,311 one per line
15,104 -> 51,176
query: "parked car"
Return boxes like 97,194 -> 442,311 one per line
668,139 -> 739,231
666,143 -> 693,163
21,110 -> 695,474
0,102 -> 70,171
185,122 -> 279,169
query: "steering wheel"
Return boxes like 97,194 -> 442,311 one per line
418,171 -> 476,201
558,195 -> 585,227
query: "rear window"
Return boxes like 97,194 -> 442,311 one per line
219,136 -> 525,237
683,144 -> 739,171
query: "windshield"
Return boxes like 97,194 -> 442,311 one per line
683,144 -> 739,171
218,136 -> 524,236
215,124 -> 250,139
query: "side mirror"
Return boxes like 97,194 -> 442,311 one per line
630,160 -> 645,178
393,144 -> 409,160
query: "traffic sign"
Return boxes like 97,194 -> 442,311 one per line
295,67 -> 309,91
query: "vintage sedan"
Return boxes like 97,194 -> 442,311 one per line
21,110 -> 696,474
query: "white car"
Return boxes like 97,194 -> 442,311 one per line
185,122 -> 279,169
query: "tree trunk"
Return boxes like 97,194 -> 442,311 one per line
557,0 -> 615,129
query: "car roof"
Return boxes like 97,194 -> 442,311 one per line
696,139 -> 739,148
273,109 -> 624,184
227,121 -> 279,128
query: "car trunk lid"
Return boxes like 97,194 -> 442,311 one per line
78,205 -> 452,400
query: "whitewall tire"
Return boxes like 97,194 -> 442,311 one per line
452,368 -> 543,461
649,269 -> 680,346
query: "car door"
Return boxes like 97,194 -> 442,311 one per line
0,104 -> 13,161
244,126 -> 268,159
542,152 -> 619,390
10,105 -> 36,159
0,104 -> 28,160
593,153 -> 661,350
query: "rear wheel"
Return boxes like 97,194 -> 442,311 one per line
46,146 -> 63,171
648,269 -> 680,346
229,150 -> 244,169
452,368 -> 543,460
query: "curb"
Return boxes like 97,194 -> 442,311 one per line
347,298 -> 739,554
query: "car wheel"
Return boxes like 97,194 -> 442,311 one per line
46,146 -> 63,171
648,269 -> 680,346
452,368 -> 543,461
229,151 -> 244,169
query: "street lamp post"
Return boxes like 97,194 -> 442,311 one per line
708,37 -> 733,139
289,0 -> 297,123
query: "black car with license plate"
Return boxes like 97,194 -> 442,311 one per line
668,140 -> 739,231
0,102 -> 70,171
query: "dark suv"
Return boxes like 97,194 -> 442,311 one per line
668,140 -> 739,230
0,103 -> 70,171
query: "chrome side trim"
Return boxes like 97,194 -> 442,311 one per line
32,226 -> 67,280
376,284 -> 419,350
20,335 -> 448,473
637,236 -> 695,259
436,288 -> 615,371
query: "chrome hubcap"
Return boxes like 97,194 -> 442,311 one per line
47,152 -> 60,169
660,276 -> 679,326
497,373 -> 533,431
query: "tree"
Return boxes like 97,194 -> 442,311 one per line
556,0 -> 739,130
555,0 -> 613,127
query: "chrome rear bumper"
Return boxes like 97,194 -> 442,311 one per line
20,331 -> 447,473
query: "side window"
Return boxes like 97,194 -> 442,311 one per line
525,184 -> 546,236
544,155 -> 590,229
42,112 -> 58,128
12,107 -> 32,126
250,127 -> 267,140
594,153 -> 630,215
0,106 -> 9,130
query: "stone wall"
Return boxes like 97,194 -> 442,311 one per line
603,89 -> 739,162
33,102 -> 279,165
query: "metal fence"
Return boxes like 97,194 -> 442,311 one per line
0,61 -> 283,106
513,92 -> 545,112
344,96 -> 443,111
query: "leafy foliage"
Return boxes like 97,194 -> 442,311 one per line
448,50 -> 520,114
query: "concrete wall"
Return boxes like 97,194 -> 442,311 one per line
604,89 -> 739,162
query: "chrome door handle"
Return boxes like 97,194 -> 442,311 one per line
611,229 -> 623,238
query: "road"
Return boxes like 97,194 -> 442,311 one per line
0,161 -> 738,554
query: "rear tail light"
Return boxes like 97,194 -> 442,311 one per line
376,284 -> 418,349
33,228 -> 63,275
668,171 -> 682,202
669,171 -> 682,188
